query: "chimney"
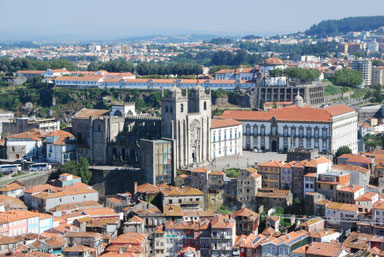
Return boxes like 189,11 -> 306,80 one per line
134,182 -> 138,195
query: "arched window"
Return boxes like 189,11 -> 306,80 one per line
204,101 -> 207,110
180,104 -> 184,112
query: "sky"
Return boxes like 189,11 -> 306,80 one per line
0,0 -> 383,41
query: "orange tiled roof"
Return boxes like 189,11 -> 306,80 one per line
220,104 -> 355,123
337,185 -> 364,193
211,118 -> 242,129
0,180 -> 25,192
46,130 -> 75,145
332,164 -> 369,174
73,108 -> 109,119
326,202 -> 358,212
136,183 -> 159,194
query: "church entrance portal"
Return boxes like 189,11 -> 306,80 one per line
271,140 -> 278,152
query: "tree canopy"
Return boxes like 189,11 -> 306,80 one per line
328,69 -> 363,88
57,157 -> 92,184
306,16 -> 384,37
0,57 -> 77,74
269,68 -> 321,82
334,146 -> 352,159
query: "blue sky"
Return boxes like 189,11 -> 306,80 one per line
0,0 -> 383,41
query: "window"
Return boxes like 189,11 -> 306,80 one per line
165,106 -> 168,112
180,104 -> 184,112
170,106 -> 173,113
204,101 -> 207,110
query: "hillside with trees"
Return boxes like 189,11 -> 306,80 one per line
305,16 -> 384,37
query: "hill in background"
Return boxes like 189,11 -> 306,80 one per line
305,16 -> 384,37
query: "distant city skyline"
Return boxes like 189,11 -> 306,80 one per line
0,0 -> 383,41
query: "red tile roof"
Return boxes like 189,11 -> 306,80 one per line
211,118 -> 242,129
220,104 -> 355,123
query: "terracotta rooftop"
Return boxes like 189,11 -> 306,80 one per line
337,185 -> 364,193
326,202 -> 358,212
332,164 -> 369,174
220,104 -> 355,123
231,208 -> 258,220
306,242 -> 342,257
136,183 -> 159,194
211,118 -> 242,129
0,180 -> 25,192
73,108 -> 109,119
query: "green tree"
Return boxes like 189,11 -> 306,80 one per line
87,61 -> 100,71
334,146 -> 352,162
57,157 -> 92,184
329,68 -> 363,88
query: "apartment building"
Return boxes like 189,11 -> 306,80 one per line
231,208 -> 259,236
31,187 -> 99,212
211,215 -> 236,257
236,168 -> 262,203
258,161 -> 282,189
352,59 -> 372,87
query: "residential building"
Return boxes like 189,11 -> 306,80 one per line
332,164 -> 370,187
372,201 -> 384,226
352,59 -> 372,87
46,130 -> 76,164
161,186 -> 204,211
236,168 -> 262,203
65,232 -> 104,256
31,187 -> 99,212
231,208 -> 259,236
191,168 -> 210,193
305,242 -> 345,257
336,185 -> 365,204
239,233 -> 267,257
325,202 -> 359,227
256,188 -> 293,209
372,66 -> 384,86
2,117 -> 60,139
355,192 -> 379,214
258,161 -> 282,189
317,171 -> 350,201
211,215 -> 236,257
165,219 -> 211,257
0,181 -> 25,198
280,161 -> 294,190
6,129 -> 46,160
261,230 -> 308,257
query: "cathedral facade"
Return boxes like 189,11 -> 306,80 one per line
161,84 -> 212,168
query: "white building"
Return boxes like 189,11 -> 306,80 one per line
46,130 -> 76,164
211,118 -> 242,159
6,129 -> 46,160
325,202 -> 358,226
352,59 -> 372,87
372,201 -> 384,226
43,68 -> 71,78
220,99 -> 358,154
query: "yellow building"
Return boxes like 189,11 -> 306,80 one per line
258,160 -> 283,189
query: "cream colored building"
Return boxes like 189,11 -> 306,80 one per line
372,66 -> 384,86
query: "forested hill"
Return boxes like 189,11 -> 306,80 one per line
305,16 -> 384,37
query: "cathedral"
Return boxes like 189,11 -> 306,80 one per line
71,83 -> 213,184
161,84 -> 212,168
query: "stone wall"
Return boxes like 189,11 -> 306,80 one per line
90,167 -> 147,201
0,172 -> 50,189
